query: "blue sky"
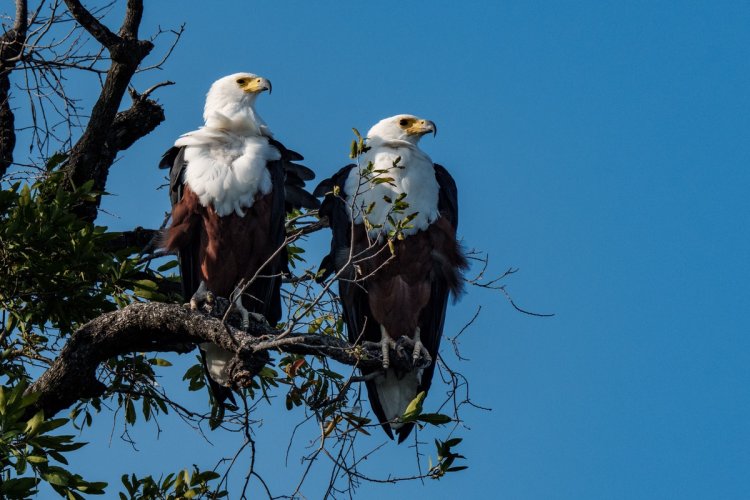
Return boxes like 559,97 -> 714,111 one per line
12,0 -> 750,498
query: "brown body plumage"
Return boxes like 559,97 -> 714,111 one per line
164,186 -> 283,321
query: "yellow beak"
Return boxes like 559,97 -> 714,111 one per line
407,119 -> 437,137
241,77 -> 272,94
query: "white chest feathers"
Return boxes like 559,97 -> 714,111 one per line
344,144 -> 440,237
176,128 -> 281,217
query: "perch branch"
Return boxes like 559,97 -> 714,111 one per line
25,302 -> 408,419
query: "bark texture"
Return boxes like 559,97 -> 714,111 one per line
61,0 -> 160,221
26,302 -> 414,419
0,0 -> 28,177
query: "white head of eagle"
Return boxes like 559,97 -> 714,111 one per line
344,114 -> 441,237
202,72 -> 272,134
366,114 -> 437,146
174,72 -> 281,217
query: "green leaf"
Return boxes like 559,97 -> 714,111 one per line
0,477 -> 40,497
42,468 -> 70,486
400,391 -> 426,422
25,410 -> 45,437
149,358 -> 172,367
134,279 -> 158,290
46,152 -> 69,171
444,437 -> 463,448
40,417 -> 68,433
156,260 -> 179,272
198,471 -> 220,481
417,413 -> 452,425
447,466 -> 468,472
20,390 -> 41,408
124,398 -> 136,425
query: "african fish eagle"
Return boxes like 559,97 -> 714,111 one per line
315,115 -> 468,442
160,73 -> 318,403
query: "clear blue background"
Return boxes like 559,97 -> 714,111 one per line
14,1 -> 750,498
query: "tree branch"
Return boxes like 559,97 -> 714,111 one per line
105,226 -> 161,252
119,0 -> 144,40
109,90 -> 165,151
61,0 -> 155,221
62,0 -> 120,49
0,0 -> 29,177
25,302 -> 406,420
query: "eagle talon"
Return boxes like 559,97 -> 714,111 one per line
412,342 -> 432,368
190,281 -> 215,313
379,326 -> 399,369
411,327 -> 432,368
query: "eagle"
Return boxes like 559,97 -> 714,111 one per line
315,115 -> 468,442
159,73 -> 318,403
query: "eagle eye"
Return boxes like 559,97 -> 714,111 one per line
236,78 -> 246,85
399,118 -> 410,127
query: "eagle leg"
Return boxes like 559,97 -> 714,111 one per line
189,281 -> 215,313
233,295 -> 250,330
411,326 -> 432,367
379,325 -> 399,369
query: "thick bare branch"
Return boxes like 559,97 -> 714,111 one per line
0,0 -> 29,177
25,302 -> 405,420
109,91 -> 165,151
62,0 -> 120,49
120,0 -> 144,40
58,0 -> 155,220
13,0 -> 28,33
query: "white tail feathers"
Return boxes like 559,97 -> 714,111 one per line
373,368 -> 423,429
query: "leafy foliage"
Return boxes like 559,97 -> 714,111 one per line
0,380 -> 106,499
119,467 -> 227,499
0,169 -> 175,346
0,167 -> 183,496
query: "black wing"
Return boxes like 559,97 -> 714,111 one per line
159,146 -> 201,300
314,164 -> 398,439
434,163 -> 459,227
268,138 -> 320,211
314,164 -> 356,283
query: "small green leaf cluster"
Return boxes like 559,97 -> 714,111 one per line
279,356 -> 345,415
68,354 -> 173,433
183,358 -> 278,429
349,128 -> 371,159
353,155 -> 419,248
119,467 -> 226,499
286,243 -> 306,268
183,359 -> 237,430
429,438 -> 467,478
0,381 -> 106,499
396,392 -> 467,478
